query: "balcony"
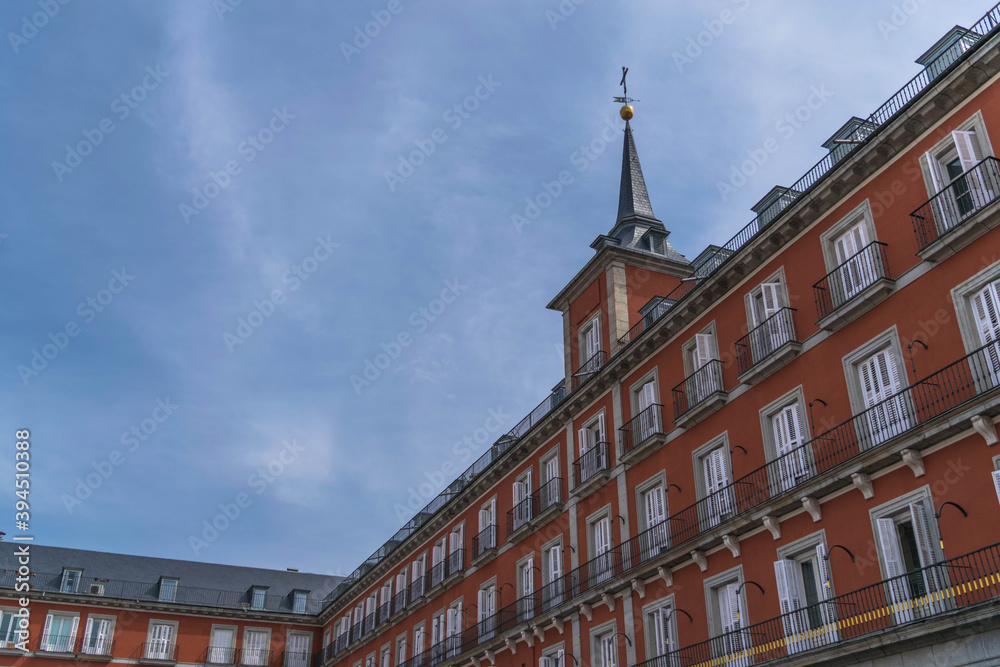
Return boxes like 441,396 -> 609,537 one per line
572,441 -> 612,497
813,241 -> 893,331
136,641 -> 178,664
238,648 -> 273,667
407,575 -> 426,605
377,599 -> 392,625
671,360 -> 728,428
735,307 -> 802,385
391,588 -> 408,617
36,634 -> 78,655
912,156 -> 1000,261
471,524 -> 498,565
204,646 -> 237,665
506,478 -> 565,542
444,548 -> 465,585
618,403 -> 667,464
572,350 -> 606,391
630,541 -> 1000,667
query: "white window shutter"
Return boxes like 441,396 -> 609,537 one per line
993,470 -> 1000,505
68,616 -> 80,644
908,502 -> 938,568
549,545 -> 562,579
513,481 -> 523,506
640,381 -> 657,411
953,130 -> 984,171
924,151 -> 947,194
761,283 -> 782,319
877,518 -> 905,577
973,284 -> 1000,346
602,635 -> 616,667
597,413 -> 607,442
577,427 -> 590,456
478,508 -> 488,532
477,589 -> 486,622
695,333 -> 714,368
645,485 -> 666,526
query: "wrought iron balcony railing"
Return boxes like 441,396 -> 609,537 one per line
632,541 -> 1000,667
572,350 -> 607,390
472,524 -> 497,559
671,359 -> 725,418
911,156 -> 1000,251
204,645 -> 238,665
537,476 -> 563,513
572,441 -> 612,488
408,575 -> 425,602
137,641 -> 178,662
507,494 -> 535,536
619,403 -> 665,458
812,242 -> 890,322
447,548 -> 465,578
238,648 -> 273,666
735,307 -> 798,375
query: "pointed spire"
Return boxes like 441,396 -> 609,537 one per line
616,121 -> 658,225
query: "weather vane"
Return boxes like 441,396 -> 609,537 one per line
614,66 -> 638,121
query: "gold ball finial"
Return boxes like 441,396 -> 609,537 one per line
620,105 -> 634,121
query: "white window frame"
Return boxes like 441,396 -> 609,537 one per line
157,577 -> 179,602
842,328 -> 912,448
642,596 -> 677,659
250,586 -> 268,610
207,624 -> 238,664
0,606 -> 21,649
41,612 -> 79,653
635,472 -> 669,556
578,313 -> 603,370
285,631 -> 312,667
60,568 -> 82,594
759,387 -> 812,494
692,434 -> 734,529
774,531 -> 838,653
242,627 -> 271,667
145,620 -> 178,661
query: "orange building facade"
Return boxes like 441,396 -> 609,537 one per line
7,6 -> 1000,667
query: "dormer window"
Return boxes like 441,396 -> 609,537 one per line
292,590 -> 308,614
60,569 -> 82,593
158,577 -> 178,602
250,586 -> 268,610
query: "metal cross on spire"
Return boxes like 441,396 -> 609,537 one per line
613,66 -> 638,106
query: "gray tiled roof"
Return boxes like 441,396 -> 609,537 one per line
616,121 -> 657,224
0,542 -> 341,612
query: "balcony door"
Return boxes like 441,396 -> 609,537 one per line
972,280 -> 1000,387
772,403 -> 810,493
635,380 -> 658,442
859,348 -> 910,446
593,517 -> 614,584
833,222 -> 873,304
703,448 -> 732,528
643,485 -> 668,556
751,282 -> 786,357
208,627 -> 235,664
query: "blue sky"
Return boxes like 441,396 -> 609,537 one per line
2,0 -> 996,579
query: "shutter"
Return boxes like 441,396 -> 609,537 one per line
449,529 -> 460,554
695,333 -> 714,368
82,618 -> 94,651
545,457 -> 558,483
597,413 -> 607,443
556,649 -> 565,667
41,614 -> 54,650
954,130 -> 983,172
602,635 -> 616,667
596,518 -> 611,555
549,545 -> 562,579
578,426 -> 591,457
513,480 -> 524,507
876,518 -> 913,623
68,616 -> 80,645
815,544 -> 839,642
909,501 -> 948,612
477,589 -> 486,623
774,559 -> 800,650
719,585 -> 737,633
993,470 -> 1000,505
433,543 -> 443,566
478,508 -> 488,532
96,620 -> 110,653
972,284 -> 1000,380
640,381 -> 657,411
925,151 -> 947,193
761,283 -> 782,319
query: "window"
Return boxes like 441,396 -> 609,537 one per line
760,391 -> 812,494
292,590 -> 308,614
158,577 -> 178,602
745,273 -> 793,361
431,537 -> 447,586
380,645 -> 392,667
819,201 -> 882,311
637,476 -> 668,556
512,468 -> 533,530
579,314 -> 602,371
543,542 -> 564,609
146,621 -> 176,661
80,616 -> 114,656
682,328 -> 722,405
411,555 -> 426,598
243,629 -> 270,667
577,413 -> 608,482
448,525 -> 464,571
645,603 -> 676,659
446,604 -> 461,657
430,610 -> 446,659
953,266 -> 1000,389
250,586 -> 268,610
60,568 -> 82,593
590,514 -> 614,583
396,635 -> 407,665
773,534 -> 838,654
478,583 -> 497,641
518,556 -> 537,621
595,631 -> 618,667
286,633 -> 311,667
694,438 -> 734,529
539,647 -> 565,667
41,613 -> 78,652
921,113 -> 995,228
208,626 -> 237,664
541,453 -> 561,509
477,499 -> 497,554
630,375 -> 661,442
704,570 -> 749,667
0,608 -> 20,648
873,492 -> 950,623
857,346 -> 909,445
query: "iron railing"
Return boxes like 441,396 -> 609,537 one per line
378,599 -> 392,624
572,350 -> 607,390
36,634 -> 77,653
619,403 -> 666,458
672,360 -> 725,418
392,587 -> 408,616
136,641 -> 178,662
813,242 -> 890,322
911,156 -> 1000,251
632,541 -> 1000,667
79,638 -> 116,658
283,649 -> 312,667
735,307 -> 798,375
447,549 -> 465,579
507,495 -> 536,536
204,645 -> 238,664
429,559 -> 446,589
572,441 -> 612,488
472,524 -> 497,559
238,648 -> 274,666
408,574 -> 426,602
